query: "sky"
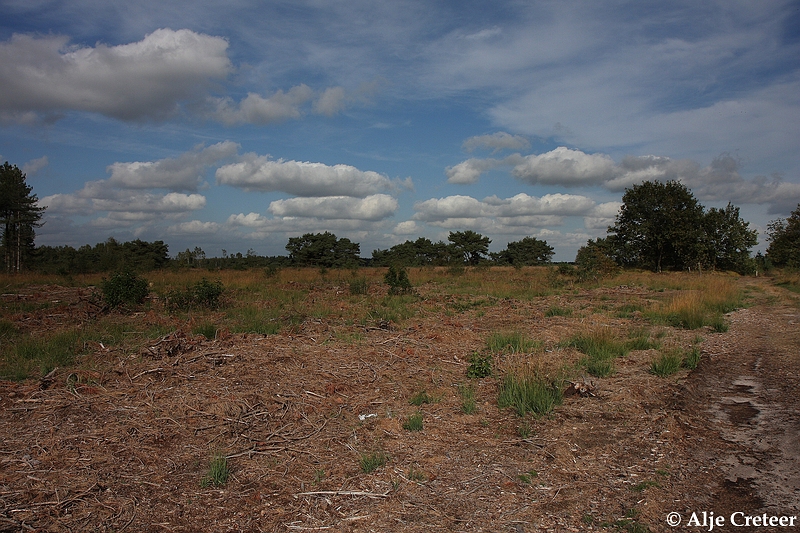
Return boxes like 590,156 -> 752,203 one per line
1,0 -> 799,262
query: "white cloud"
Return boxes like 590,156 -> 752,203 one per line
93,192 -> 206,214
462,132 -> 530,153
167,220 -> 221,234
107,141 -> 238,191
583,202 -> 621,230
313,86 -> 347,116
393,220 -> 421,235
216,154 -> 394,197
22,156 -> 49,176
268,194 -> 397,221
511,147 -> 617,186
39,193 -> 92,215
208,85 -> 314,125
445,158 -> 504,184
0,29 -> 232,122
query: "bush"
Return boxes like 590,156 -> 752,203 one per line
166,278 -> 224,311
385,264 -> 413,294
101,271 -> 149,309
466,353 -> 493,378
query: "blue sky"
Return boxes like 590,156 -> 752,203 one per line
1,0 -> 799,261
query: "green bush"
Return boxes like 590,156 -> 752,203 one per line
385,264 -> 413,294
166,278 -> 224,311
101,271 -> 149,309
466,353 -> 493,378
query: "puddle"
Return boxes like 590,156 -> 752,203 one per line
722,401 -> 760,425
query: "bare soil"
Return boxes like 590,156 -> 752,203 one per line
1,276 -> 798,532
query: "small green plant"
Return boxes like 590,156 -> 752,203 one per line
385,264 -> 413,295
407,466 -> 426,482
498,372 -> 563,417
518,420 -> 532,439
409,391 -> 432,406
349,277 -> 369,295
544,305 -> 572,317
101,270 -> 149,309
359,451 -> 388,473
631,480 -> 660,492
192,322 -> 218,339
313,469 -> 325,484
567,330 -> 629,378
402,412 -> 424,431
517,470 -> 538,484
201,452 -> 230,487
166,278 -> 224,311
458,383 -> 476,414
466,353 -> 493,378
650,350 -> 683,377
684,346 -> 701,369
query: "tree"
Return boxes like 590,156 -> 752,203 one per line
0,162 -> 45,273
608,181 -> 704,272
766,204 -> 800,268
701,203 -> 758,273
448,230 -> 491,265
575,237 -> 618,278
286,232 -> 361,268
495,236 -> 554,266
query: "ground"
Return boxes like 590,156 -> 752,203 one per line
1,274 -> 798,532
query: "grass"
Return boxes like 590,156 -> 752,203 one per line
402,412 -> 424,431
1,329 -> 83,380
646,276 -> 743,330
497,370 -> 563,417
544,305 -> 572,317
200,452 -> 230,488
486,331 -> 540,353
458,383 -> 477,414
567,328 -> 629,377
650,349 -> 684,377
359,451 -> 388,473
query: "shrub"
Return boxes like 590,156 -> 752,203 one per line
101,271 -> 149,309
166,278 -> 224,311
385,264 -> 413,294
466,353 -> 493,378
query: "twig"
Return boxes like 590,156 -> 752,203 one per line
296,490 -> 389,499
130,368 -> 165,381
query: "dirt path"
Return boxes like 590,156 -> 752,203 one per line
679,278 -> 800,529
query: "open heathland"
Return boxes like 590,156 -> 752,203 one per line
1,267 -> 798,532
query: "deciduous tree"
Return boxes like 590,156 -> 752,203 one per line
766,204 -> 800,268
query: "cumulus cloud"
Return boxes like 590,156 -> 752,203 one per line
462,132 -> 530,153
313,86 -> 347,116
167,220 -> 221,234
107,141 -> 238,191
511,147 -> 617,186
0,29 -> 232,122
583,202 -> 621,230
445,158 -> 504,184
216,154 -> 396,197
208,85 -> 314,125
413,192 -> 598,233
268,194 -> 397,221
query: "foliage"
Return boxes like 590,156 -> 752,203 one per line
494,236 -> 554,266
286,231 -> 361,268
766,203 -> 800,268
567,329 -> 629,377
458,383 -> 476,414
497,371 -> 563,417
101,270 -> 150,309
448,230 -> 491,265
371,237 -> 454,266
409,391 -> 433,406
166,278 -> 224,311
0,162 -> 45,273
608,181 -> 705,272
34,238 -> 170,274
466,353 -> 493,378
384,264 -> 413,294
575,237 -> 618,279
701,203 -> 758,273
349,276 -> 369,295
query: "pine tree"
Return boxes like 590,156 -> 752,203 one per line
0,162 -> 45,273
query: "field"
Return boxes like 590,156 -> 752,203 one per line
1,267 -> 798,532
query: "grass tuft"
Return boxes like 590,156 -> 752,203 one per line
497,370 -> 563,417
650,350 -> 683,377
402,412 -> 424,431
201,452 -> 230,488
359,451 -> 388,473
486,331 -> 540,353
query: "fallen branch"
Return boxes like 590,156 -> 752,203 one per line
295,490 -> 389,499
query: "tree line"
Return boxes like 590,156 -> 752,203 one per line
3,161 -> 800,274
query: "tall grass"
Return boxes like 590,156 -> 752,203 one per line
647,276 -> 742,330
497,369 -> 563,417
486,331 -> 540,354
